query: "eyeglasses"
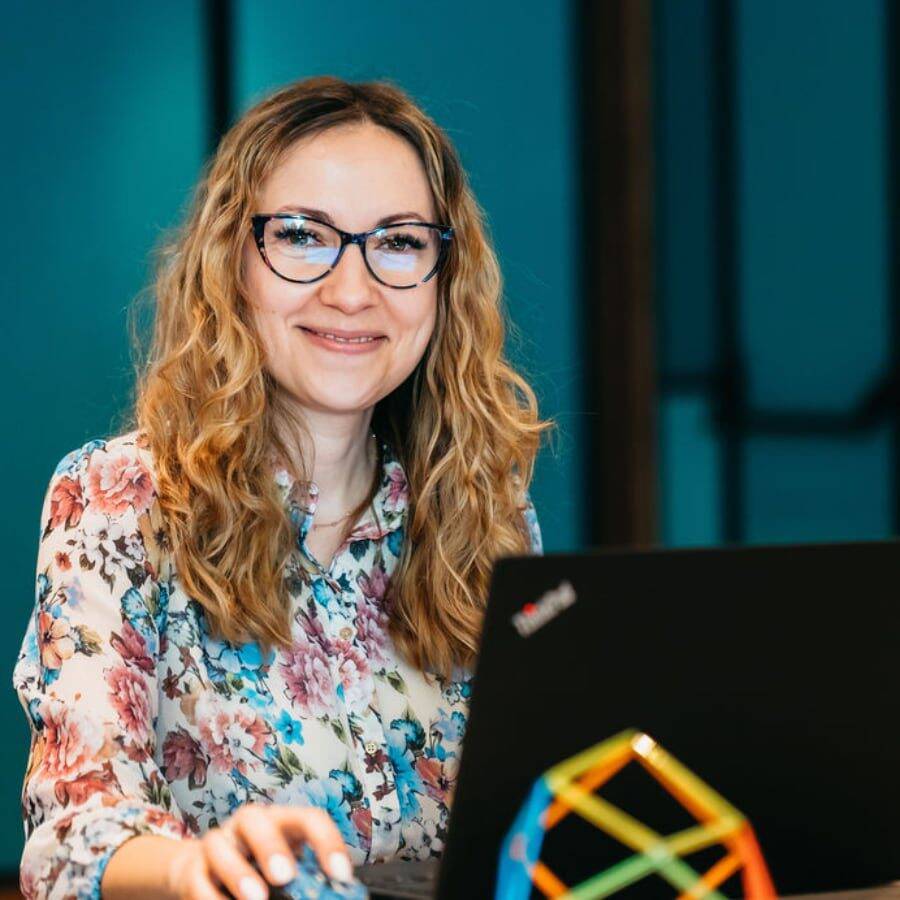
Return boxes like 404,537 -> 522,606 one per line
251,213 -> 455,289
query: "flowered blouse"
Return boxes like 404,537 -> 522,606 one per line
12,428 -> 542,899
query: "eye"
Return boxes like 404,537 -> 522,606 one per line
273,224 -> 320,247
378,232 -> 427,252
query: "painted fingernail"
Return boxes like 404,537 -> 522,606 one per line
326,851 -> 354,883
268,853 -> 296,885
239,875 -> 268,900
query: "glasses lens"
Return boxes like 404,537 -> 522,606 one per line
366,224 -> 442,287
263,217 -> 341,281
262,218 -> 445,286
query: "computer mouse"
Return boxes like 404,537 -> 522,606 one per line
221,843 -> 369,900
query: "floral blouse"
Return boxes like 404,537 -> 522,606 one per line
12,428 -> 543,899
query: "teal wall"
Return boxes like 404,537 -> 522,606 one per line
1,1 -> 581,873
2,1 -> 207,874
654,0 -> 893,547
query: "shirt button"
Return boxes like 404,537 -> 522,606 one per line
364,741 -> 379,756
339,626 -> 355,641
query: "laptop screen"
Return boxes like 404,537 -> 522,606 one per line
439,541 -> 900,898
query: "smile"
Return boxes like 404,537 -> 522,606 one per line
297,327 -> 387,353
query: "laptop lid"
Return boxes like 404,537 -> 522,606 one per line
437,540 -> 900,898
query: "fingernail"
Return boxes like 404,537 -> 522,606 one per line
268,853 -> 296,885
239,876 -> 268,900
326,851 -> 354,883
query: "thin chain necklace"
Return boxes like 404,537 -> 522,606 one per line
311,430 -> 378,529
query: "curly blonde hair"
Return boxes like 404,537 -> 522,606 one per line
122,75 -> 555,677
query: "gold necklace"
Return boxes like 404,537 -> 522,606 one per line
311,431 -> 378,529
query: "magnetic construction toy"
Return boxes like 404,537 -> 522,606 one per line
496,729 -> 776,900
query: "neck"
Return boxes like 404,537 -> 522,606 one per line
280,406 -> 377,517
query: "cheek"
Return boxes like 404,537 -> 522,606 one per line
402,291 -> 437,341
393,299 -> 437,366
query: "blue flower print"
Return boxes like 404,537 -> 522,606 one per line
35,572 -> 50,605
329,768 -> 363,805
275,709 -> 305,745
391,717 -> 426,754
386,526 -> 404,559
311,576 -> 341,613
432,709 -> 466,745
120,587 -> 157,653
386,728 -> 424,819
205,638 -> 275,687
52,439 -> 104,475
300,777 -> 356,846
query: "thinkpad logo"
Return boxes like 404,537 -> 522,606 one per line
511,580 -> 577,637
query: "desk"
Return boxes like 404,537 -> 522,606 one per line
355,861 -> 900,900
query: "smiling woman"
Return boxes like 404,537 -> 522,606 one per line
12,75 -> 554,900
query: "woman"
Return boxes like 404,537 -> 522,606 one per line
13,75 -> 553,900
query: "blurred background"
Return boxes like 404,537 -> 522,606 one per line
1,0 -> 895,886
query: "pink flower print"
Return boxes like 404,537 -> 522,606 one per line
53,761 -> 120,808
162,727 -> 208,787
357,564 -> 388,602
35,699 -> 106,781
354,598 -> 391,668
85,448 -> 155,518
19,862 -> 39,897
48,476 -> 84,530
415,755 -> 457,805
145,805 -> 191,835
280,637 -> 336,718
384,463 -> 409,513
351,806 -> 373,853
196,697 -> 270,776
38,610 -> 75,671
106,665 -> 152,748
349,518 -> 391,543
333,639 -> 374,714
294,608 -> 330,647
110,620 -> 154,674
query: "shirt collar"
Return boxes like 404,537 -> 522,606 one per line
272,435 -> 409,544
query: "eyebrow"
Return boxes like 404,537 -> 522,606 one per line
273,205 -> 428,228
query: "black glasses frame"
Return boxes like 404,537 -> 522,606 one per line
251,213 -> 455,289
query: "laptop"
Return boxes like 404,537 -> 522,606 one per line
355,540 -> 900,899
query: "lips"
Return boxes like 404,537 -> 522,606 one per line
299,326 -> 386,343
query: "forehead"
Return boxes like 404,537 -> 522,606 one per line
258,123 -> 436,227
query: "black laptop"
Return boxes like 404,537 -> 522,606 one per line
355,540 -> 900,899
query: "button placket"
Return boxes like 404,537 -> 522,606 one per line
344,579 -> 400,859
358,727 -> 401,860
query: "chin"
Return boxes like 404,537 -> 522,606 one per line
302,391 -> 382,413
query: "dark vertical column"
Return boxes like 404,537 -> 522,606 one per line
206,0 -> 234,155
576,0 -> 659,548
888,0 -> 900,533
712,0 -> 745,544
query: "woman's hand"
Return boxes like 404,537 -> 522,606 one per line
165,802 -> 354,899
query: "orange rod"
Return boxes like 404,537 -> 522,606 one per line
675,853 -> 742,900
531,861 -> 569,898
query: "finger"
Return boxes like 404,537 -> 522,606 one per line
229,805 -> 299,887
184,855 -> 230,900
203,829 -> 271,900
267,806 -> 354,883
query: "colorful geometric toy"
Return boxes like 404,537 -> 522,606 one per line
496,729 -> 776,899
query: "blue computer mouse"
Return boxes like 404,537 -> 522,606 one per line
224,844 -> 369,900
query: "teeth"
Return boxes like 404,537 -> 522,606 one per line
314,330 -> 378,344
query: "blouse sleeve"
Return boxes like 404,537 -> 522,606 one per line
12,440 -> 193,900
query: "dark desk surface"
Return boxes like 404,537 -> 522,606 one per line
355,860 -> 900,900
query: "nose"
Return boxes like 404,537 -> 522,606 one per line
318,240 -> 378,313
